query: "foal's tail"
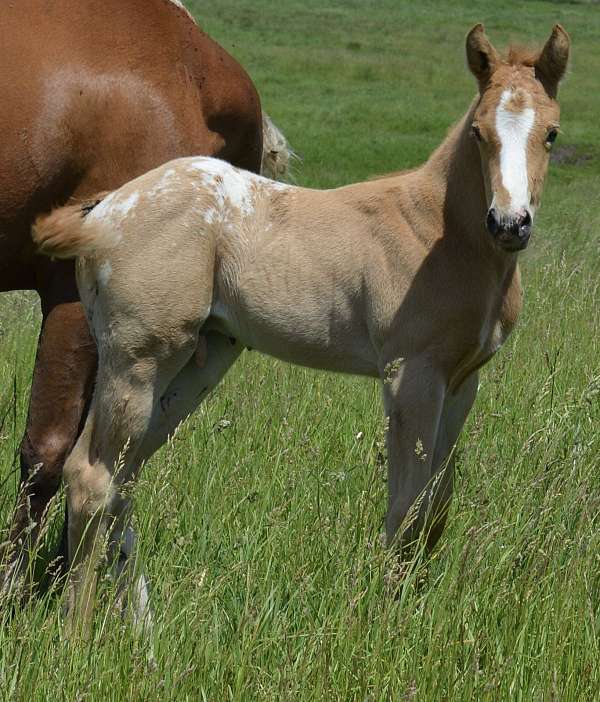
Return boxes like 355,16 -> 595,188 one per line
260,111 -> 299,181
32,194 -> 111,259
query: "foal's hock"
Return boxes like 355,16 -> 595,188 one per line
33,24 -> 569,636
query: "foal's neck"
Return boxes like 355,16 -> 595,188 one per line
425,100 -> 490,243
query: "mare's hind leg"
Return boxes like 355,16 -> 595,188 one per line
108,331 -> 242,625
1,268 -> 96,596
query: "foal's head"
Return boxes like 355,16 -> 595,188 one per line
466,24 -> 570,251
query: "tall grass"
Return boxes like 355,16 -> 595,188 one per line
1,0 -> 599,698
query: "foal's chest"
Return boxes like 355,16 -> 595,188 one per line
449,268 -> 522,392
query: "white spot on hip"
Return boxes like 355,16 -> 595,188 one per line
112,191 -> 140,217
495,90 -> 535,212
190,158 -> 256,216
203,207 -> 217,224
93,191 -> 140,223
97,260 -> 112,287
147,169 -> 177,199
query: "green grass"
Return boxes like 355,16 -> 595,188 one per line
1,1 -> 600,699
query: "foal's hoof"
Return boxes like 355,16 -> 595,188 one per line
384,557 -> 430,599
383,561 -> 410,597
62,609 -> 94,643
0,548 -> 30,603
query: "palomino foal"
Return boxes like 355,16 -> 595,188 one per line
34,25 -> 569,634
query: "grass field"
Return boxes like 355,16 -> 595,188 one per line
1,0 -> 599,699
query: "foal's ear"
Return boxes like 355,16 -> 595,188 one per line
535,24 -> 570,98
466,24 -> 500,89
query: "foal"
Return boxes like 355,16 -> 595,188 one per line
34,25 -> 569,634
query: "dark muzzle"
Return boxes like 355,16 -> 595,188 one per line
486,208 -> 532,251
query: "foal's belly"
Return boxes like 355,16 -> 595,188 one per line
207,295 -> 380,377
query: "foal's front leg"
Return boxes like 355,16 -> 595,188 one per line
424,372 -> 479,549
380,356 -> 446,551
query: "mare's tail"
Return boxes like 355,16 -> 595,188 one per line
260,112 -> 299,180
32,194 -> 112,259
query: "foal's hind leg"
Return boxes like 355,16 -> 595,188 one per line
108,331 -> 242,625
62,201 -> 218,634
63,339 -> 196,636
138,331 -> 243,458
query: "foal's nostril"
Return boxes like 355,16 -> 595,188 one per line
518,210 -> 532,239
486,208 -> 499,236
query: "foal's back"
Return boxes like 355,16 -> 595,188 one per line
0,0 -> 262,291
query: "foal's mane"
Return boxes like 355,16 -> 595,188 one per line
504,45 -> 539,67
369,167 -> 417,183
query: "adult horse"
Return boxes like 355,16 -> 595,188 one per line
0,0 -> 290,588
33,24 -> 569,634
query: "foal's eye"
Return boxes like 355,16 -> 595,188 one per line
545,129 -> 559,147
471,125 -> 483,142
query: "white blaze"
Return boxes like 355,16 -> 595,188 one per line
495,90 -> 535,212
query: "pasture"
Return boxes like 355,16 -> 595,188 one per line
1,0 -> 599,698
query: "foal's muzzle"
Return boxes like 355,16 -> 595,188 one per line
486,208 -> 532,251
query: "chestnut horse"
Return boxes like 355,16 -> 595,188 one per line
0,0 -> 291,588
33,25 -> 569,634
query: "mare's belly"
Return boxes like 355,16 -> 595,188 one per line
0,225 -> 37,292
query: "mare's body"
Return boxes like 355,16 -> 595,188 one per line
1,0 -> 266,579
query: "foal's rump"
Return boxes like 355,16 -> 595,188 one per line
32,162 -> 216,264
33,165 -> 221,353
